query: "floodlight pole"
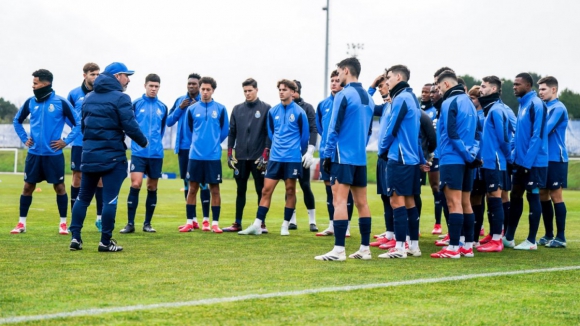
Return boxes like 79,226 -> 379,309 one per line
323,0 -> 330,99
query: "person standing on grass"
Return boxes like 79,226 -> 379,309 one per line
12,69 -> 81,235
179,77 -> 228,233
429,84 -> 446,238
315,57 -> 374,261
119,74 -> 167,234
69,62 -> 148,252
67,63 -> 104,231
537,76 -> 569,248
503,73 -> 548,250
166,73 -> 212,228
223,78 -> 271,233
238,79 -> 309,236
468,85 -> 487,243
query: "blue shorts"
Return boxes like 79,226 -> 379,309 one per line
430,157 -> 440,172
187,159 -> 222,184
512,166 -> 547,192
24,153 -> 65,184
71,146 -> 82,171
440,164 -> 474,192
319,161 -> 331,182
330,163 -> 367,187
178,149 -> 190,180
471,168 -> 486,196
504,168 -> 513,191
481,168 -> 507,193
265,161 -> 301,180
386,160 -> 421,196
376,158 -> 388,195
546,161 -> 568,190
130,156 -> 163,179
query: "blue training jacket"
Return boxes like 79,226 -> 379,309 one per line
67,84 -> 91,147
268,101 -> 309,163
324,82 -> 374,166
438,84 -> 479,166
187,99 -> 229,161
316,94 -> 334,158
14,91 -> 81,156
481,100 -> 511,170
379,84 -> 422,165
545,98 -> 568,163
166,93 -> 201,153
131,94 -> 168,159
513,91 -> 548,169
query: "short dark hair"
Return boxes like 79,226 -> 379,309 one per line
336,57 -> 361,78
32,69 -> 53,83
457,77 -> 465,85
293,80 -> 302,94
424,83 -> 433,87
83,62 -> 100,73
242,78 -> 258,88
277,79 -> 298,92
376,76 -> 386,85
538,76 -> 558,89
516,72 -> 533,86
434,67 -> 454,78
436,70 -> 457,84
386,65 -> 410,81
482,75 -> 502,91
145,74 -> 161,84
330,70 -> 339,78
188,73 -> 201,80
199,76 -> 217,89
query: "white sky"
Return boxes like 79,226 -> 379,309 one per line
1,0 -> 579,111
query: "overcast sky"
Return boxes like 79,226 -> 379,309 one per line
1,0 -> 579,111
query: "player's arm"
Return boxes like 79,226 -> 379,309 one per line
447,101 -> 475,163
522,101 -> 547,169
493,110 -> 511,163
263,105 -> 272,149
13,99 -> 32,145
323,93 -> 346,159
160,104 -> 168,137
227,106 -> 237,150
166,98 -> 184,127
298,110 -> 310,153
421,110 -> 437,154
379,99 -> 407,155
119,95 -> 148,148
315,103 -> 324,136
219,106 -> 229,143
305,104 -> 318,146
61,99 -> 81,145
546,105 -> 565,135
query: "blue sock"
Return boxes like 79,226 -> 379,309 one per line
200,186 -> 210,217
393,207 -> 408,242
434,191 -> 442,224
57,194 -> 68,218
463,212 -> 475,243
554,202 -> 567,241
381,195 -> 393,232
407,207 -> 420,241
186,204 -> 196,220
502,201 -> 511,233
284,207 -> 294,222
144,190 -> 157,225
70,186 -> 80,210
448,213 -> 464,246
212,206 -> 221,222
506,197 -> 523,241
127,187 -> 140,225
333,220 -> 348,247
95,187 -> 103,216
256,206 -> 269,222
472,204 -> 483,240
359,217 -> 371,246
526,193 -> 541,243
488,197 -> 504,236
541,200 -> 554,238
20,195 -> 32,217
414,194 -> 422,217
347,191 -> 354,221
325,185 -> 334,221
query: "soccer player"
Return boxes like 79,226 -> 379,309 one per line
429,84 -> 445,237
503,73 -> 548,250
315,57 -> 374,261
475,76 -> 512,252
431,70 -> 480,259
537,76 -> 568,248
69,62 -> 148,252
67,63 -> 103,231
238,79 -> 309,236
12,69 -> 81,235
290,80 -> 318,232
167,73 -> 211,229
120,74 -> 168,234
223,78 -> 271,233
421,83 -> 437,120
468,86 -> 487,241
377,65 -> 425,259
179,77 -> 228,233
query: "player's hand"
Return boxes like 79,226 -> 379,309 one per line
228,153 -> 238,171
302,145 -> 316,169
24,138 -> 34,147
371,74 -> 383,88
322,157 -> 332,174
466,158 -> 483,169
50,139 -> 67,151
420,164 -> 430,172
379,151 -> 389,161
255,148 -> 269,172
179,98 -> 193,109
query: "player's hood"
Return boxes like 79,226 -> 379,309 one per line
93,73 -> 123,93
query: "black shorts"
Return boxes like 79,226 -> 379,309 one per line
481,168 -> 507,193
386,160 -> 421,196
234,160 -> 265,181
71,146 -> 82,172
471,168 -> 487,196
440,164 -> 474,192
330,163 -> 367,187
265,161 -> 301,180
546,162 -> 568,190
512,166 -> 547,192
24,153 -> 65,184
131,156 -> 163,179
178,149 -> 190,180
187,159 -> 222,184
376,158 -> 388,195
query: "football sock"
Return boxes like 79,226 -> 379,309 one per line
527,193 -> 541,243
407,207 -> 420,241
393,207 -> 408,242
56,194 -> 68,220
325,185 -> 334,221
381,195 -> 393,232
212,220 -> 219,226
283,207 -> 294,222
19,217 -> 27,225
441,194 -> 450,227
289,210 -> 297,224
472,204 -> 483,241
333,220 -> 348,247
359,245 -> 370,252
488,197 -> 504,237
447,245 -> 459,252
347,191 -> 354,221
541,200 -> 554,238
502,201 -> 511,232
203,217 -> 209,222
256,206 -> 269,222
386,231 -> 394,240
554,202 -> 567,241
200,186 -> 210,218
60,217 -> 67,224
410,240 -> 419,250
395,241 -> 405,250
183,180 -> 188,200
144,189 -> 157,225
95,186 -> 103,216
463,212 -> 475,244
186,204 -> 196,223
70,186 -> 80,209
308,209 -> 316,224
414,194 -> 422,217
20,195 -> 32,218
127,187 -> 140,225
505,197 -> 523,241
359,217 -> 371,246
434,191 -> 442,225
333,245 -> 345,253
448,213 -> 464,246
327,220 -> 334,232
211,206 -> 220,222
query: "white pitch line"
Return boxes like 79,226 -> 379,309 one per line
1,265 -> 579,324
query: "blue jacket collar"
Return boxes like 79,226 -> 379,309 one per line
142,94 -> 158,102
517,90 -> 537,105
546,98 -> 559,106
187,93 -> 201,101
442,84 -> 465,101
344,82 -> 362,89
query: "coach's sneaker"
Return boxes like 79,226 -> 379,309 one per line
289,223 -> 297,230
261,224 -> 268,234
370,236 -> 389,247
349,249 -> 372,260
119,224 -> 135,234
514,239 -> 538,250
143,224 -> 156,233
179,223 -> 195,232
431,247 -> 461,259
479,234 -> 492,245
315,249 -> 346,261
431,224 -> 442,235
477,239 -> 504,252
222,223 -> 242,232
281,225 -> 290,236
435,234 -> 450,246
69,239 -> 83,251
98,239 -> 123,252
459,247 -> 474,258
406,247 -> 422,257
202,220 -> 211,232
316,228 -> 334,236
59,223 -> 69,235
211,225 -> 223,233
378,239 -> 397,250
309,224 -> 318,232
546,238 -> 567,248
502,236 -> 515,248
10,222 -> 26,234
238,224 -> 262,235
538,236 -> 554,246
378,248 -> 407,259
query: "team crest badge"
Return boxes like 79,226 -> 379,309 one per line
48,104 -> 55,112
71,162 -> 76,169
211,110 -> 218,118
157,108 -> 163,116
289,114 -> 295,122
131,164 -> 135,171
255,111 -> 261,118
79,97 -> 84,101
34,106 -> 39,110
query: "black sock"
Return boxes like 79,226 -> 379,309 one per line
527,193 -> 541,243
57,194 -> 68,219
506,197 -> 523,241
127,187 -> 140,225
359,217 -> 371,246
144,189 -> 157,225
554,202 -> 567,241
71,186 -> 80,210
541,200 -> 554,238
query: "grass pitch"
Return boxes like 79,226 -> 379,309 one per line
0,174 -> 579,325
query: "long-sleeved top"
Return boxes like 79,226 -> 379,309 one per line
166,93 -> 201,153
131,94 -> 168,159
545,98 -> 569,163
294,97 -> 318,147
187,99 -> 229,161
268,101 -> 309,163
420,110 -> 437,159
480,95 -> 511,171
316,94 -> 334,158
513,90 -> 548,169
67,82 -> 92,147
227,98 -> 271,160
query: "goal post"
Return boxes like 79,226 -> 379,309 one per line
0,148 -> 20,174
